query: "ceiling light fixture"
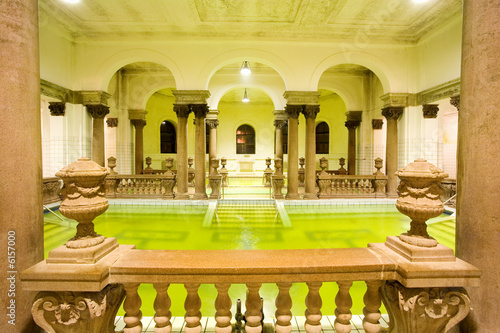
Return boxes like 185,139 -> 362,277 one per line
63,0 -> 80,3
242,89 -> 250,103
412,0 -> 428,3
240,61 -> 251,75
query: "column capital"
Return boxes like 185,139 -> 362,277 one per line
285,104 -> 303,119
372,119 -> 384,130
283,91 -> 321,104
172,90 -> 210,104
48,102 -> 66,116
128,109 -> 148,120
106,118 -> 118,127
173,104 -> 191,118
191,104 -> 209,118
86,104 -> 110,119
206,119 -> 219,129
345,120 -> 361,130
450,95 -> 460,111
382,106 -> 404,121
302,105 -> 320,119
422,104 -> 439,118
131,119 -> 146,129
273,119 -> 287,130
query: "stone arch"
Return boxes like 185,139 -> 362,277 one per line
210,84 -> 285,111
199,49 -> 292,90
96,49 -> 184,92
310,51 -> 392,93
318,84 -> 355,111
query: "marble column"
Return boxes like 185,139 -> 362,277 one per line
345,120 -> 360,175
87,104 -> 110,167
284,105 -> 302,200
456,0 -> 500,331
206,111 -> 219,175
173,104 -> 191,199
192,104 -> 209,200
382,107 -> 403,198
303,105 -> 320,199
131,119 -> 146,174
0,0 -> 43,331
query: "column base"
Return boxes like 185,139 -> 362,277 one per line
286,193 -> 300,200
175,193 -> 190,200
193,193 -> 208,200
303,193 -> 318,200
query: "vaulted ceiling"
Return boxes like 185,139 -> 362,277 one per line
40,0 -> 462,43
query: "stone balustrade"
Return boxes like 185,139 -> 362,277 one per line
42,177 -> 62,204
318,175 -> 388,198
106,174 -> 176,199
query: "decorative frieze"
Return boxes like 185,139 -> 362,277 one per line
48,102 -> 66,116
172,90 -> 210,104
417,78 -> 460,105
86,104 -> 110,119
302,105 -> 320,119
382,107 -> 404,121
380,93 -> 413,108
106,118 -> 118,127
283,91 -> 321,105
450,95 -> 460,111
422,104 -> 439,118
285,104 -> 303,119
40,79 -> 72,102
80,91 -> 112,106
131,119 -> 146,129
372,119 -> 383,130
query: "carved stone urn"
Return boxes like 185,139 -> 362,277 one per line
209,158 -> 222,199
395,159 -> 448,247
219,157 -> 228,187
188,156 -> 195,186
272,157 -> 285,199
55,158 -> 109,249
143,156 -> 153,174
165,157 -> 174,175
263,157 -> 273,187
107,156 -> 117,175
298,157 -> 305,187
319,157 -> 328,173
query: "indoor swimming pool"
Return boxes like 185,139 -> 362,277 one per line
43,199 -> 456,317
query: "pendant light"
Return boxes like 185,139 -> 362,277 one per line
240,61 -> 251,75
242,89 -> 250,103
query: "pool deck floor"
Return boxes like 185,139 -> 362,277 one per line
114,314 -> 391,333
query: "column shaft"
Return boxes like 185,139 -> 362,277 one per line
0,0 -> 43,331
93,117 -> 105,166
456,0 -> 500,331
274,120 -> 286,161
193,105 -> 209,200
382,107 -> 403,198
174,106 -> 190,199
131,120 -> 146,174
285,106 -> 301,199
303,105 -> 319,199
345,121 -> 360,176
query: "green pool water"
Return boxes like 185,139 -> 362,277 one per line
43,200 -> 455,318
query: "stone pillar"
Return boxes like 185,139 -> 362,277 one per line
192,104 -> 209,200
382,107 -> 403,198
173,104 -> 191,199
345,120 -> 360,175
0,1 -> 43,331
131,119 -> 146,174
87,104 -> 110,167
456,1 -> 500,331
303,105 -> 320,199
273,110 -> 287,160
206,111 -> 219,175
284,105 -> 301,200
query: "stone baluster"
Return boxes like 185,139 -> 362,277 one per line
334,281 -> 353,333
362,280 -> 382,333
245,283 -> 263,333
184,284 -> 202,333
214,283 -> 232,333
153,283 -> 172,333
123,283 -> 143,333
305,282 -> 322,333
275,282 -> 293,333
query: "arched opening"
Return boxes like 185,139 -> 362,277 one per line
316,122 -> 329,154
236,124 -> 256,154
160,120 -> 176,154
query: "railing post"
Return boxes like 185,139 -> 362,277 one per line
275,282 -> 293,333
153,283 -> 172,333
245,283 -> 263,333
305,282 -> 322,333
184,283 -> 202,333
363,280 -> 382,333
123,283 -> 143,333
214,283 -> 232,333
334,281 -> 353,333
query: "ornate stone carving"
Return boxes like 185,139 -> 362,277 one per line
380,93 -> 412,108
43,178 -> 62,204
162,157 -> 176,199
172,90 -> 210,104
209,159 -> 222,199
263,157 -> 273,187
450,95 -> 460,111
41,79 -> 72,102
382,107 -> 404,121
272,158 -> 285,199
31,284 -> 125,333
395,159 -> 448,247
422,104 -> 439,118
417,78 -> 460,105
302,105 -> 320,119
131,119 -> 146,129
86,104 -> 110,119
345,120 -> 360,130
206,119 -> 219,129
143,156 -> 153,174
49,102 -> 66,116
337,157 -> 347,175
273,119 -> 287,130
80,91 -> 112,106
381,280 -> 471,333
283,91 -> 321,105
188,157 -> 195,186
174,104 -> 191,118
298,157 -> 305,187
372,119 -> 383,130
317,157 -> 331,198
55,158 -> 109,249
106,118 -> 118,127
220,158 -> 228,187
285,104 -> 303,119
191,104 -> 209,118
